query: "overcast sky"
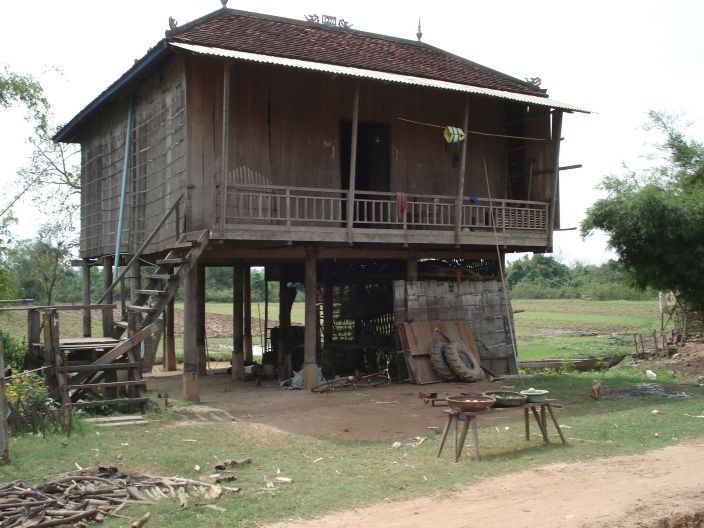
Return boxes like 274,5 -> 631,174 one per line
1,0 -> 703,264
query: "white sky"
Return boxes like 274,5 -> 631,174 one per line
1,0 -> 703,264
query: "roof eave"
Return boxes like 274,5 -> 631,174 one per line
53,40 -> 171,143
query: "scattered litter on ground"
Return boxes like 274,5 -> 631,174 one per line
392,441 -> 402,449
645,369 -> 657,380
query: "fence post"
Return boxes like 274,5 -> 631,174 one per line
0,332 -> 9,464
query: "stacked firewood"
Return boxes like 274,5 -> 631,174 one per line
0,466 -> 238,527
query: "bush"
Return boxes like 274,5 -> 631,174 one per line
2,332 -> 26,372
5,371 -> 58,419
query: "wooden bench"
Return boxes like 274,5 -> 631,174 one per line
437,399 -> 567,462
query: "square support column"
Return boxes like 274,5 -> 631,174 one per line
231,261 -> 245,381
163,297 -> 177,371
182,261 -> 200,401
303,248 -> 318,389
196,263 -> 207,375
81,259 -> 91,337
101,256 -> 114,338
243,265 -> 253,363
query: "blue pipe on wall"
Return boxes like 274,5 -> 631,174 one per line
113,100 -> 135,279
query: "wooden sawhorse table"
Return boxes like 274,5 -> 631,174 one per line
436,400 -> 567,462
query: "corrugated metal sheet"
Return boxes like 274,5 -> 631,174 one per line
170,42 -> 589,113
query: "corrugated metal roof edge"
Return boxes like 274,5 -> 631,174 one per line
171,42 -> 589,113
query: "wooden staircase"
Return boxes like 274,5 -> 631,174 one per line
50,229 -> 210,412
111,228 -> 210,372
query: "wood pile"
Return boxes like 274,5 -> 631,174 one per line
0,466 -> 238,527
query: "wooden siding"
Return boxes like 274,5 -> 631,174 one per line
79,56 -> 186,258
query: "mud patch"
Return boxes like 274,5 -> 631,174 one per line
604,383 -> 691,399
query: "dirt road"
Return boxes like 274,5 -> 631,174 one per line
266,442 -> 704,528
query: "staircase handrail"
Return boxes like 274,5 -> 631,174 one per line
97,193 -> 184,305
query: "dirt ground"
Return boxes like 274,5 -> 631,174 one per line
146,367 -> 704,528
266,442 -> 704,528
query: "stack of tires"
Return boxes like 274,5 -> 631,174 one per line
430,339 -> 482,382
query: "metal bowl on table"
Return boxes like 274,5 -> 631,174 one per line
519,388 -> 549,403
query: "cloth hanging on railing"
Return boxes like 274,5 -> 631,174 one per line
396,192 -> 409,217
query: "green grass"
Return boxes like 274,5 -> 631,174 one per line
2,371 -> 703,527
1,299 -> 661,365
512,299 -> 661,360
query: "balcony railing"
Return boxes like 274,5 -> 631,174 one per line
220,183 -> 549,234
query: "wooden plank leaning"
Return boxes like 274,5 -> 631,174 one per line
68,321 -> 162,387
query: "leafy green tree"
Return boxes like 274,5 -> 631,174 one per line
7,222 -> 75,305
0,65 -> 48,130
581,112 -> 704,310
507,254 -> 570,289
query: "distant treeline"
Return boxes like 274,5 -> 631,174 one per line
3,246 -> 651,305
506,255 -> 654,301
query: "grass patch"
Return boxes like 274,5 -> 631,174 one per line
512,299 -> 660,360
1,371 -> 702,526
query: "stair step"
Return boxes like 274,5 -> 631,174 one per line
157,258 -> 189,266
68,397 -> 148,409
113,321 -> 129,329
150,274 -> 178,281
136,289 -> 167,296
66,362 -> 140,372
67,380 -> 146,390
127,304 -> 158,313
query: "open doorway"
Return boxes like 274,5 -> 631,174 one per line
340,122 -> 391,193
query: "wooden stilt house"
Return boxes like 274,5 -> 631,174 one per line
55,6 -> 587,401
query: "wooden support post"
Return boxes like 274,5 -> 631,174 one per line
182,262 -> 200,401
303,248 -> 318,389
549,109 -> 563,247
243,265 -> 253,363
346,81 -> 360,245
27,309 -> 41,369
196,264 -> 207,375
264,266 -> 269,356
163,297 -> 176,371
0,332 -> 9,464
231,261 -> 245,381
278,267 -> 295,380
101,256 -> 114,337
406,258 -> 418,282
323,262 -> 333,348
454,96 -> 471,246
81,259 -> 91,337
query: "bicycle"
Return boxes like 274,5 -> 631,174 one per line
311,346 -> 393,393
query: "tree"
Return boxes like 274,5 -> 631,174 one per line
8,222 -> 74,305
0,65 -> 48,130
581,112 -> 704,310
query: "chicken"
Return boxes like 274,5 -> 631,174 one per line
591,379 -> 602,399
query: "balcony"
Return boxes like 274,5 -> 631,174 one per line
217,183 -> 550,248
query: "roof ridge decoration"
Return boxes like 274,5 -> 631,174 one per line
304,13 -> 353,29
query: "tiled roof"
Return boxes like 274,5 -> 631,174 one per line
167,9 -> 546,98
